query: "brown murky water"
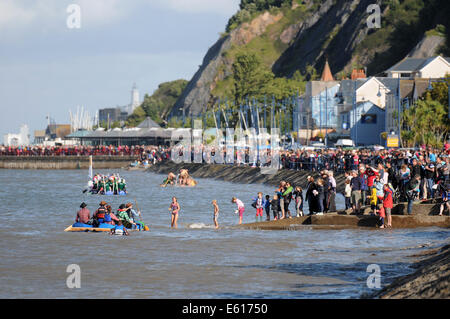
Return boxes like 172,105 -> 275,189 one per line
0,169 -> 448,298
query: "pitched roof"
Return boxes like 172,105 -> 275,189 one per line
321,59 -> 334,81
137,117 -> 161,129
387,56 -> 450,73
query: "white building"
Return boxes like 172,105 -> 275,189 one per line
128,83 -> 140,114
386,56 -> 450,79
3,124 -> 30,146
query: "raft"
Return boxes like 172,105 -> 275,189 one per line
85,190 -> 127,196
64,222 -> 148,232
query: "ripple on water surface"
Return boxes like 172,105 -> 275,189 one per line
0,169 -> 448,298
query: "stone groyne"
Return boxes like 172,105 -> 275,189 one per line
148,161 -> 449,226
148,161 -> 348,193
0,156 -> 137,169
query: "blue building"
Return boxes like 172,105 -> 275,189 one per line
342,101 -> 386,146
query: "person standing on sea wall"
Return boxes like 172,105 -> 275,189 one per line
232,197 -> 245,225
383,183 -> 394,228
350,170 -> 363,215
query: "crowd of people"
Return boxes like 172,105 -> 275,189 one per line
0,145 -> 160,157
85,174 -> 127,195
75,201 -> 148,235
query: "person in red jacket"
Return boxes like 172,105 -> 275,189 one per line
383,184 -> 394,228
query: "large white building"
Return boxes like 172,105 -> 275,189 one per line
4,124 -> 30,146
386,56 -> 450,79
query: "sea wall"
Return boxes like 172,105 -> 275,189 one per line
148,161 -> 448,222
148,161 -> 348,193
237,214 -> 450,230
370,244 -> 450,299
0,156 -> 137,169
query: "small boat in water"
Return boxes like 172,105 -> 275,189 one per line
64,222 -> 148,232
83,156 -> 128,195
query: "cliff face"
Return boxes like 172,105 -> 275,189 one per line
171,0 -> 450,117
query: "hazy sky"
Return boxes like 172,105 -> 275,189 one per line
0,0 -> 240,139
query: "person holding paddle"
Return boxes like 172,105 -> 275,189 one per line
125,203 -> 145,231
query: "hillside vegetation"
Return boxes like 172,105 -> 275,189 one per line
126,79 -> 188,127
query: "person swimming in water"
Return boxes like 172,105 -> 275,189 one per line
161,172 -> 176,187
169,196 -> 180,228
212,199 -> 219,229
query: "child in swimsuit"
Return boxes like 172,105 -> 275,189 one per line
169,197 -> 180,228
212,200 -> 219,229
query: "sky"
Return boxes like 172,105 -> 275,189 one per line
0,0 -> 240,140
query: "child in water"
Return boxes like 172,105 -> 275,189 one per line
232,197 -> 245,225
169,197 -> 180,228
264,195 -> 271,221
271,194 -> 280,220
212,200 -> 219,229
253,192 -> 264,222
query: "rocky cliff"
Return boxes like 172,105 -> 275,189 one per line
170,0 -> 450,118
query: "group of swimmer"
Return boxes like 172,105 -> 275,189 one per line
161,169 -> 197,187
75,200 -> 147,235
85,173 -> 127,195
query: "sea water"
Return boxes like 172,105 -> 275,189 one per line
0,169 -> 448,298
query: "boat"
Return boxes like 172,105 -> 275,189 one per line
83,156 -> 128,195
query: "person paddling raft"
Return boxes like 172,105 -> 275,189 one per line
93,201 -> 108,227
117,204 -> 136,229
75,202 -> 91,225
125,203 -> 146,231
104,205 -> 120,225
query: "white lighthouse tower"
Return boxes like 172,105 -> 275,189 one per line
129,82 -> 140,114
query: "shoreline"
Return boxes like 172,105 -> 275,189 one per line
368,243 -> 450,299
147,161 -> 449,225
0,155 -> 137,169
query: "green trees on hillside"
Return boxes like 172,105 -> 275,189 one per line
401,75 -> 450,148
231,51 -> 316,104
226,0 -> 293,31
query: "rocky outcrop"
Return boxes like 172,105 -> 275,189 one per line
407,35 -> 446,58
273,0 -> 377,77
171,11 -> 284,118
